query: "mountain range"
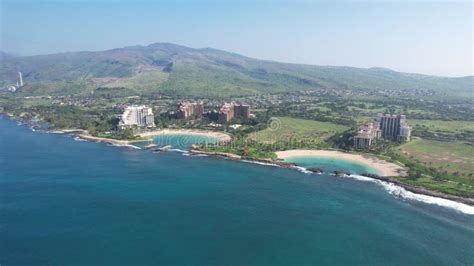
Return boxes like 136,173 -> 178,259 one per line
1,43 -> 472,98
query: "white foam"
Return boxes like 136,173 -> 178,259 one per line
73,136 -> 87,142
292,166 -> 312,174
348,174 -> 474,215
48,130 -> 65,134
169,148 -> 188,153
109,144 -> 141,150
241,160 -> 281,168
191,154 -> 208,157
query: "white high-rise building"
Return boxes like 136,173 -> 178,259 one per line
119,105 -> 155,128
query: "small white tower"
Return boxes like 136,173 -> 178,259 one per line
19,72 -> 23,87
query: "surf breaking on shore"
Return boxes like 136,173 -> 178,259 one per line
237,155 -> 474,215
348,174 -> 474,215
275,150 -> 407,177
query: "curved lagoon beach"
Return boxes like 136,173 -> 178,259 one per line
284,155 -> 379,175
1,117 -> 473,265
140,133 -> 220,150
276,150 -> 407,177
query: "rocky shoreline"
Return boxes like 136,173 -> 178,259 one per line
189,149 -> 474,206
359,173 -> 474,206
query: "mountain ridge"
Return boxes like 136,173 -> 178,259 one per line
1,42 -> 472,97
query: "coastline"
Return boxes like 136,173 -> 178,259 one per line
275,149 -> 407,177
73,129 -> 231,146
1,112 -> 232,144
4,113 -> 473,208
137,129 -> 232,142
190,149 -> 474,206
75,132 -> 143,146
360,174 -> 474,206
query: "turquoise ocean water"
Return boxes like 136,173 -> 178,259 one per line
0,116 -> 473,265
284,156 -> 379,175
136,133 -> 219,150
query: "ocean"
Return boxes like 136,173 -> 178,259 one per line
0,116 -> 473,265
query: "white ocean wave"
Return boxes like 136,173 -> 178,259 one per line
109,144 -> 141,150
241,160 -> 281,168
349,174 -> 474,215
169,148 -> 188,153
190,154 -> 208,157
292,166 -> 312,174
73,136 -> 87,142
48,130 -> 65,134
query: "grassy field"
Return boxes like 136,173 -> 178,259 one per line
396,138 -> 474,177
410,119 -> 474,132
393,175 -> 474,198
248,116 -> 348,144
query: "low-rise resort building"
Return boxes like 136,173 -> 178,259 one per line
119,105 -> 155,128
354,114 -> 411,148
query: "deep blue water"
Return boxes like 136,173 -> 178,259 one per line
0,116 -> 473,265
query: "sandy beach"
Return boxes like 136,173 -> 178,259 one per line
275,150 -> 407,177
137,129 -> 232,142
74,129 -> 231,145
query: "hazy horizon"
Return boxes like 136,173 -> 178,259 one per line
1,0 -> 472,77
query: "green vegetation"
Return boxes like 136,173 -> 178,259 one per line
247,116 -> 348,145
201,117 -> 349,160
1,44 -> 473,199
410,119 -> 474,132
410,120 -> 474,142
200,139 -> 278,160
99,71 -> 169,94
1,43 -> 472,98
377,145 -> 474,198
396,138 -> 473,177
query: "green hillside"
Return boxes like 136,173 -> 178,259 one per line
1,43 -> 472,97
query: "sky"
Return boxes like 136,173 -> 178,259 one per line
0,0 -> 472,77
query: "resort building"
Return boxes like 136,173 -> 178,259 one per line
176,101 -> 204,119
234,104 -> 251,120
217,103 -> 251,124
354,114 -> 411,148
397,121 -> 412,142
354,122 -> 382,148
377,114 -> 411,141
218,103 -> 234,124
119,105 -> 155,128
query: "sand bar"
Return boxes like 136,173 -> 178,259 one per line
275,150 -> 407,177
